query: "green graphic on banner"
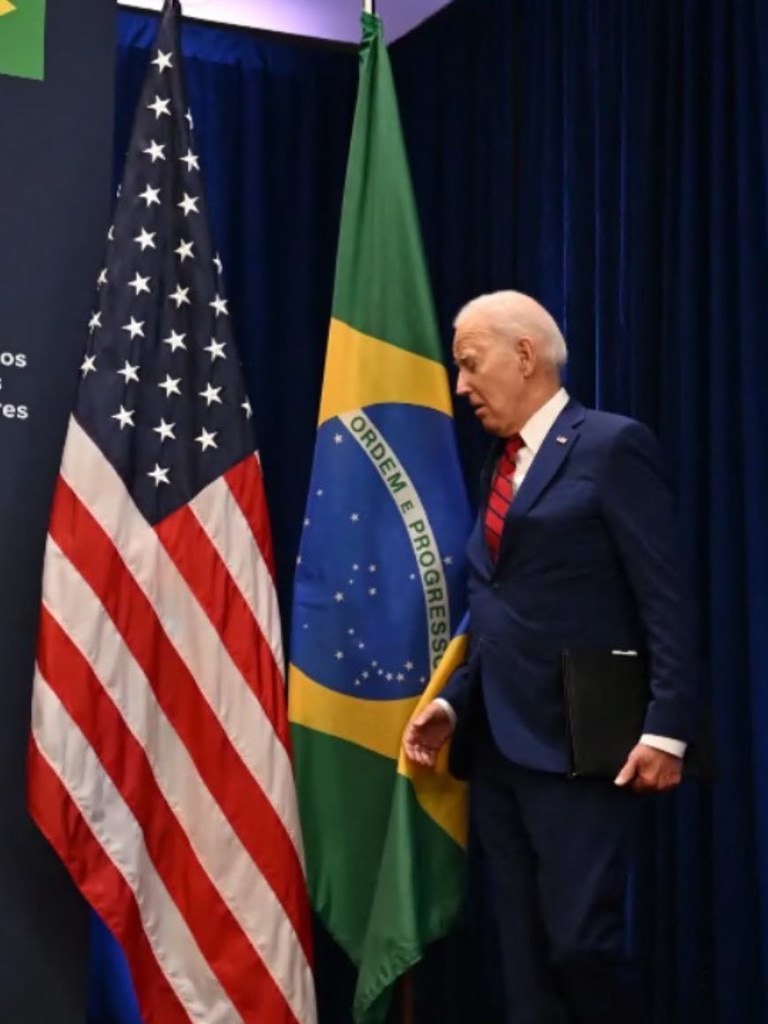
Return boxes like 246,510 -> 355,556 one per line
0,0 -> 46,81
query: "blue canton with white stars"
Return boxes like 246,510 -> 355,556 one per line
76,1 -> 254,526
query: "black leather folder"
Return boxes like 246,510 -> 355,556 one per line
562,648 -> 714,780
562,648 -> 649,778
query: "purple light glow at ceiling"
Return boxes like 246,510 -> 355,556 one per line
119,0 -> 455,43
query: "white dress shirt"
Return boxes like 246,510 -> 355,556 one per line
436,388 -> 686,761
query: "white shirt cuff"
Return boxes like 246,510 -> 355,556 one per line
640,733 -> 687,759
433,697 -> 457,728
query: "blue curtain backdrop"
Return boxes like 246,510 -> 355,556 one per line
90,1 -> 768,1022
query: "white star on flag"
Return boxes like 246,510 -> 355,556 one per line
169,285 -> 191,308
199,383 -> 223,406
139,185 -> 161,207
151,49 -> 173,72
112,405 -> 135,430
147,95 -> 171,118
142,140 -> 166,162
117,361 -> 140,384
195,428 -> 218,451
122,318 -> 145,339
210,294 -> 228,317
134,228 -> 156,250
178,193 -> 199,216
204,339 -> 226,361
153,419 -> 176,442
147,463 -> 171,486
175,239 -> 195,262
180,148 -> 200,171
158,374 -> 181,397
163,330 -> 186,352
128,273 -> 151,296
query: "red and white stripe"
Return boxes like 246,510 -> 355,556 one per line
28,417 -> 317,1024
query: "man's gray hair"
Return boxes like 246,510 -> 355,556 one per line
454,290 -> 568,368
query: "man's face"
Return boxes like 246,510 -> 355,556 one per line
453,312 -> 527,437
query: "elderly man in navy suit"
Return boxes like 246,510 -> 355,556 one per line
404,291 -> 699,1024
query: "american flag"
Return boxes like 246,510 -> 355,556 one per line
26,3 -> 316,1022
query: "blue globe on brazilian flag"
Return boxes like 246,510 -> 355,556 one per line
292,393 -> 467,709
0,0 -> 46,80
288,11 -> 472,1024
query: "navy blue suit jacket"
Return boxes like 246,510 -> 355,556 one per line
444,399 -> 699,775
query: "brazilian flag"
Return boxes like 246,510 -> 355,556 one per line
0,0 -> 46,81
288,11 -> 472,1024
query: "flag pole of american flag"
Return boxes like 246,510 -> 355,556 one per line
26,2 -> 316,1022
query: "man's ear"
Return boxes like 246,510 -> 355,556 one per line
517,337 -> 536,377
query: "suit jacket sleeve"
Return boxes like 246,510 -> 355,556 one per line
599,421 -> 700,741
440,659 -> 472,720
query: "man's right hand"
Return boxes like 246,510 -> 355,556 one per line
403,701 -> 456,769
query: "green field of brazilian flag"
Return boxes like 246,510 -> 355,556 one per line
288,12 -> 472,1024
0,0 -> 46,80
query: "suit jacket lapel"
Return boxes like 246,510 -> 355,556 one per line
479,437 -> 505,495
508,399 -> 586,520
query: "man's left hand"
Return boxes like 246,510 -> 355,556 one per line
614,743 -> 683,793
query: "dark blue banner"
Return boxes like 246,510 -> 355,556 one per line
0,2 -> 115,1021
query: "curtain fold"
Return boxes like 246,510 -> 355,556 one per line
91,3 -> 768,1022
